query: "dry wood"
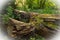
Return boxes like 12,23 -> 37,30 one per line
14,9 -> 60,20
7,18 -> 35,37
7,18 -> 57,38
7,9 -> 60,38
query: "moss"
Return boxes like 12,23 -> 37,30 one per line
30,15 -> 43,30
29,34 -> 45,40
44,22 -> 58,29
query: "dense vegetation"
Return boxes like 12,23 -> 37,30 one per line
3,0 -> 58,24
15,0 -> 58,14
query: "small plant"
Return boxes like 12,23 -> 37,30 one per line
29,34 -> 45,40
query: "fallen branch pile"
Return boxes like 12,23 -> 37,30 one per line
7,9 -> 60,38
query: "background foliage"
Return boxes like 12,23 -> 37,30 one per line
15,0 -> 58,14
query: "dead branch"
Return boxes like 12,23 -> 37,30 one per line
14,9 -> 60,20
7,18 -> 57,38
7,18 -> 35,37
